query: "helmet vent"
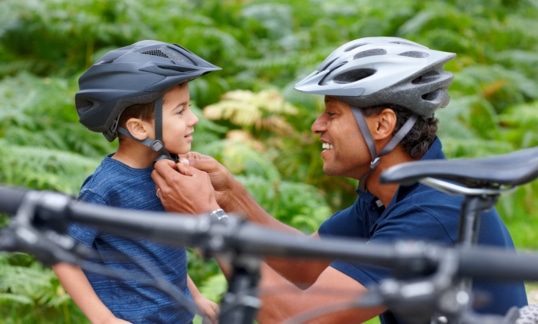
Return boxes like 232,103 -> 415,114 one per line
318,57 -> 338,73
333,68 -> 375,83
354,49 -> 386,59
344,43 -> 367,52
412,70 -> 439,84
75,99 -> 93,113
138,47 -> 191,63
399,51 -> 429,58
140,49 -> 170,59
422,90 -> 442,101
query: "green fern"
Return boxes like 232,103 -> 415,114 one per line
499,102 -> 538,148
0,141 -> 100,194
0,253 -> 87,324
2,0 -> 538,322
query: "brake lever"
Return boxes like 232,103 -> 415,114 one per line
2,190 -> 96,266
3,217 -> 94,266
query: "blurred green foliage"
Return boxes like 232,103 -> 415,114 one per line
1,0 -> 538,322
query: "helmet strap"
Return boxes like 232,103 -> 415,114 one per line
116,127 -> 172,161
152,97 -> 174,161
116,97 -> 174,162
351,107 -> 417,192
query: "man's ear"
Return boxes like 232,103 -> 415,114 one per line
124,118 -> 151,141
372,108 -> 397,140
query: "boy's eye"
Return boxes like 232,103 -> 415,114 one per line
176,104 -> 191,115
176,105 -> 187,115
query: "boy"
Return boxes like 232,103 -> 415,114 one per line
53,40 -> 221,323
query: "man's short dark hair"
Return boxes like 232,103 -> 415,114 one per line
362,105 -> 438,159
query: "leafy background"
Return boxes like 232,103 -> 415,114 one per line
1,0 -> 538,322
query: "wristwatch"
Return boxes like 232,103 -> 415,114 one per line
209,208 -> 229,221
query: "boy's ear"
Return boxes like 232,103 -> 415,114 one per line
124,118 -> 150,141
372,108 -> 397,140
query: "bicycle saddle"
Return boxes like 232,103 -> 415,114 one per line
381,146 -> 538,188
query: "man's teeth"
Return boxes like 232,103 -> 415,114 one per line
322,143 -> 333,150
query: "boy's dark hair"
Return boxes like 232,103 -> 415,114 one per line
117,102 -> 155,140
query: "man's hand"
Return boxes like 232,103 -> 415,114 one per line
179,152 -> 236,209
152,159 -> 220,215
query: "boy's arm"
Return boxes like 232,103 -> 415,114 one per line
187,275 -> 201,299
53,262 -> 130,324
188,275 -> 219,324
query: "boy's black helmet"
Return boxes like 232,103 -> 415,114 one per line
75,40 -> 221,141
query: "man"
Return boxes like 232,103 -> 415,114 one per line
152,37 -> 527,323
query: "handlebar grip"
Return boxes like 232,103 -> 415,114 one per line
459,248 -> 538,282
0,185 -> 29,216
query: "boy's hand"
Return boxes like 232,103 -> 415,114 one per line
194,295 -> 219,324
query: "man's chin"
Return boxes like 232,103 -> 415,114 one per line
322,165 -> 337,176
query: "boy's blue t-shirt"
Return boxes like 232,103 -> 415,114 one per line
318,138 -> 528,324
69,155 -> 193,324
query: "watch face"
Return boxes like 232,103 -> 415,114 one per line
211,209 -> 228,221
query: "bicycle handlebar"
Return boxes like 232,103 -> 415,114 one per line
2,185 -> 538,283
0,185 -> 27,215
0,185 -> 413,265
3,184 -> 538,323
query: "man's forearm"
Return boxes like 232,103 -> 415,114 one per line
257,264 -> 384,324
220,179 -> 330,285
221,178 -> 302,234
